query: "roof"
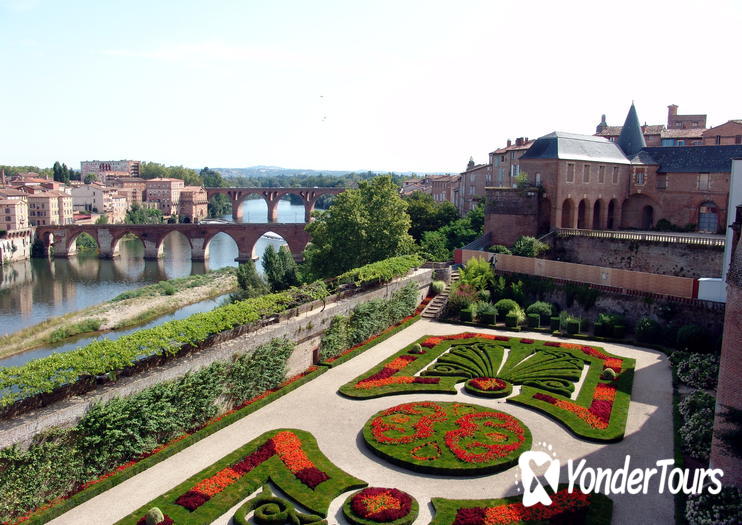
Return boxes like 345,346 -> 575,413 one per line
638,145 -> 742,173
146,177 -> 184,183
0,189 -> 28,197
493,141 -> 534,154
596,124 -> 663,136
661,128 -> 705,139
520,131 -> 631,164
0,199 -> 23,205
461,164 -> 488,175
617,104 -> 647,157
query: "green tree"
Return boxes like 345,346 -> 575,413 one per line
95,214 -> 108,224
262,245 -> 299,291
52,161 -> 63,182
201,167 -> 232,218
511,236 -> 549,257
404,191 -> 459,241
235,260 -> 270,297
304,175 -> 414,278
125,203 -> 164,224
458,257 -> 494,292
84,174 -> 97,184
420,230 -> 450,262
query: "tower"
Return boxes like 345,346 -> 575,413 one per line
617,103 -> 646,157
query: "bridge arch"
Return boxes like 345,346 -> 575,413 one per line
157,230 -> 193,260
110,230 -> 146,259
233,192 -> 271,223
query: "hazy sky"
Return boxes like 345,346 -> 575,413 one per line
1,0 -> 740,173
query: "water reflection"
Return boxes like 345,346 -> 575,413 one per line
0,199 -> 303,334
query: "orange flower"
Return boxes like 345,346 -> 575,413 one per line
193,467 -> 241,496
273,431 -> 315,472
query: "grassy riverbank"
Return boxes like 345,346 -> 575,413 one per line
0,268 -> 238,359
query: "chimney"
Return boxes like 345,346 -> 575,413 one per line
516,137 -> 523,146
507,139 -> 512,147
668,104 -> 678,117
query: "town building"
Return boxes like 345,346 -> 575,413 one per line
595,104 -> 707,147
0,196 -> 29,231
80,160 -> 141,182
179,186 -> 208,222
70,183 -> 129,223
702,120 -> 742,146
144,178 -> 184,216
107,176 -> 147,204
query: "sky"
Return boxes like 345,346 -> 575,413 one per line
1,0 -> 740,173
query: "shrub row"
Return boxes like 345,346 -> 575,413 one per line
677,390 -> 715,461
0,337 -> 296,523
335,255 -> 422,287
670,351 -> 719,390
319,282 -> 419,361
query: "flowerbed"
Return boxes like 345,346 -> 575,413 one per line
115,429 -> 366,524
341,334 -> 635,441
362,401 -> 531,475
430,488 -> 613,525
343,487 -> 419,525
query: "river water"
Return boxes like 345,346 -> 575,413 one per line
0,199 -> 307,336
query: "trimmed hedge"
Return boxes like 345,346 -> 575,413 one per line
342,488 -> 419,525
335,255 -> 422,286
114,429 -> 366,524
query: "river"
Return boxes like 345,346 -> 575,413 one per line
0,198 -> 307,336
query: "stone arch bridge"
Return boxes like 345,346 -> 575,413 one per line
205,187 -> 345,222
35,224 -> 311,262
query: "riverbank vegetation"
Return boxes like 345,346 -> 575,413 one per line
0,268 -> 238,359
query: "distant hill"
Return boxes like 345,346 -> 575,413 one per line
213,166 -> 449,179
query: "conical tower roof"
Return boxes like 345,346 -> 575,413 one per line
617,103 -> 646,157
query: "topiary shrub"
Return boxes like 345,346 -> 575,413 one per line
679,390 -> 716,421
447,283 -> 478,315
680,409 -> 714,460
685,486 -> 742,525
636,317 -> 662,344
612,325 -> 625,339
526,301 -> 552,324
145,508 -> 165,525
593,321 -> 606,337
549,316 -> 560,331
430,280 -> 446,296
459,307 -> 474,322
527,313 -> 540,328
676,324 -> 711,353
505,312 -> 519,327
478,303 -> 497,325
494,299 -> 519,319
600,368 -> 618,381
489,244 -> 512,255
674,353 -> 719,389
566,320 -> 580,334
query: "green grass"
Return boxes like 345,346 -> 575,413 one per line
114,429 -> 366,524
48,318 -> 102,343
111,268 -> 235,302
362,401 -> 531,476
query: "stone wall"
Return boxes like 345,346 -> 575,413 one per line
0,269 -> 433,448
484,188 -> 540,246
551,235 -> 724,278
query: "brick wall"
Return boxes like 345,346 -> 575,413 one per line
552,235 -> 724,278
484,188 -> 540,246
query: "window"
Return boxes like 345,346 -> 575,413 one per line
494,156 -> 500,167
598,165 -> 605,183
612,167 -> 619,184
535,173 -> 541,186
656,174 -> 668,189
698,173 -> 709,191
583,164 -> 590,183
661,139 -> 674,146
498,167 -> 504,186
567,163 -> 575,182
736,135 -> 741,145
511,151 -> 516,160
635,169 -> 645,186
716,135 -> 721,145
677,140 -> 685,146
500,155 -> 505,162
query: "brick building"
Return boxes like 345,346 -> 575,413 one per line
107,176 -> 147,205
80,160 -> 141,181
702,120 -> 742,146
484,104 -> 742,244
179,186 -> 208,222
71,183 -> 129,223
595,104 -> 707,147
144,178 -> 184,216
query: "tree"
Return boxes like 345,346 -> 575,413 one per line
420,230 -> 450,262
304,175 -> 414,278
201,167 -> 232,218
262,245 -> 299,291
95,214 -> 109,224
52,161 -> 63,182
404,191 -> 459,241
125,203 -> 163,224
235,260 -> 270,297
511,236 -> 549,257
84,174 -> 97,184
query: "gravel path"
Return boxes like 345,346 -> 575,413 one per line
49,320 -> 674,525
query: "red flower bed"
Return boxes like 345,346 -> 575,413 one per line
175,431 -> 330,512
350,487 -> 413,522
445,412 -> 527,464
452,489 -> 591,524
519,338 -> 534,344
136,515 -> 174,525
532,382 -> 617,430
543,341 -> 561,347
468,377 -> 507,392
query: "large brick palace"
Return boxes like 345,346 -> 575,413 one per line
484,104 -> 742,245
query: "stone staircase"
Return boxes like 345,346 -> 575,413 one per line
422,270 -> 459,320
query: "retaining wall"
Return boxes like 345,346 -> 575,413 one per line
0,269 -> 432,449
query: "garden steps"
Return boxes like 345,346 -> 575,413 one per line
422,270 -> 459,319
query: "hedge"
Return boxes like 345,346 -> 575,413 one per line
335,255 -> 422,286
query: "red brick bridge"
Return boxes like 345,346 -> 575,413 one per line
205,187 -> 345,222
35,223 -> 311,262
